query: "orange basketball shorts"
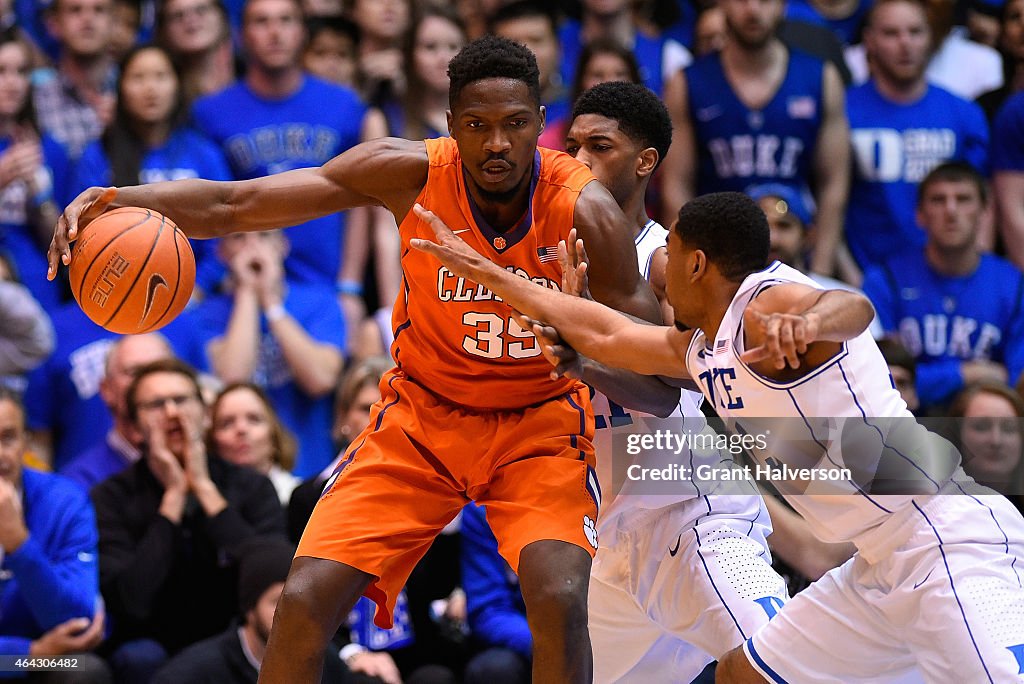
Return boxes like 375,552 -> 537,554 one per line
296,367 -> 600,628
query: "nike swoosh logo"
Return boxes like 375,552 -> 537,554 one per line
669,533 -> 682,557
453,229 -> 471,235
140,273 -> 169,324
913,568 -> 934,590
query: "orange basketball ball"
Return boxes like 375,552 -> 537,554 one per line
69,207 -> 195,334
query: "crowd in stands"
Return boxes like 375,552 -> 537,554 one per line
1,0 -> 1024,680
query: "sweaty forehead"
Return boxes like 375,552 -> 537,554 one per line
452,78 -> 536,114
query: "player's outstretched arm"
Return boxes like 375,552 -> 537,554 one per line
530,236 -> 689,414
741,283 -> 875,374
411,204 -> 692,377
524,318 -> 684,417
47,138 -> 428,280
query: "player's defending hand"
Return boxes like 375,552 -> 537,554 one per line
409,203 -> 483,279
46,186 -> 118,280
559,228 -> 592,300
513,311 -> 584,381
510,228 -> 593,380
740,309 -> 822,370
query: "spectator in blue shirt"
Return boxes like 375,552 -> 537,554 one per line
190,0 -> 369,291
863,162 -> 1024,411
58,334 -> 175,492
845,0 -> 990,275
0,387 -> 110,682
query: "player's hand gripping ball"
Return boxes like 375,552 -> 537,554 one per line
68,207 -> 195,334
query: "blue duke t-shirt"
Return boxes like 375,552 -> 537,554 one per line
846,82 -> 989,269
191,77 -> 367,288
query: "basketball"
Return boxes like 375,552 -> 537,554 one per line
69,207 -> 195,334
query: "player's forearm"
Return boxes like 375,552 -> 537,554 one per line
580,358 -> 682,418
108,179 -> 239,238
762,494 -> 855,580
467,258 -> 687,375
108,169 -> 349,239
805,290 -> 875,342
595,279 -> 663,326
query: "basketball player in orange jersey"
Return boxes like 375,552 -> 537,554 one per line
48,36 -> 662,684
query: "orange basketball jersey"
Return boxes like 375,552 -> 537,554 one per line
393,137 -> 596,410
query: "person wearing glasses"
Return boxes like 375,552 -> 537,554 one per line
90,358 -> 286,683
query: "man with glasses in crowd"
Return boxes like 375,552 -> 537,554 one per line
90,358 -> 285,683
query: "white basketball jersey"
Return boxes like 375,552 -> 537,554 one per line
594,220 -> 755,530
635,219 -> 667,281
686,261 -> 959,544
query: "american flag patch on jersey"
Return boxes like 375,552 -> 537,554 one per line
715,339 -> 730,355
787,96 -> 816,119
537,246 -> 559,263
